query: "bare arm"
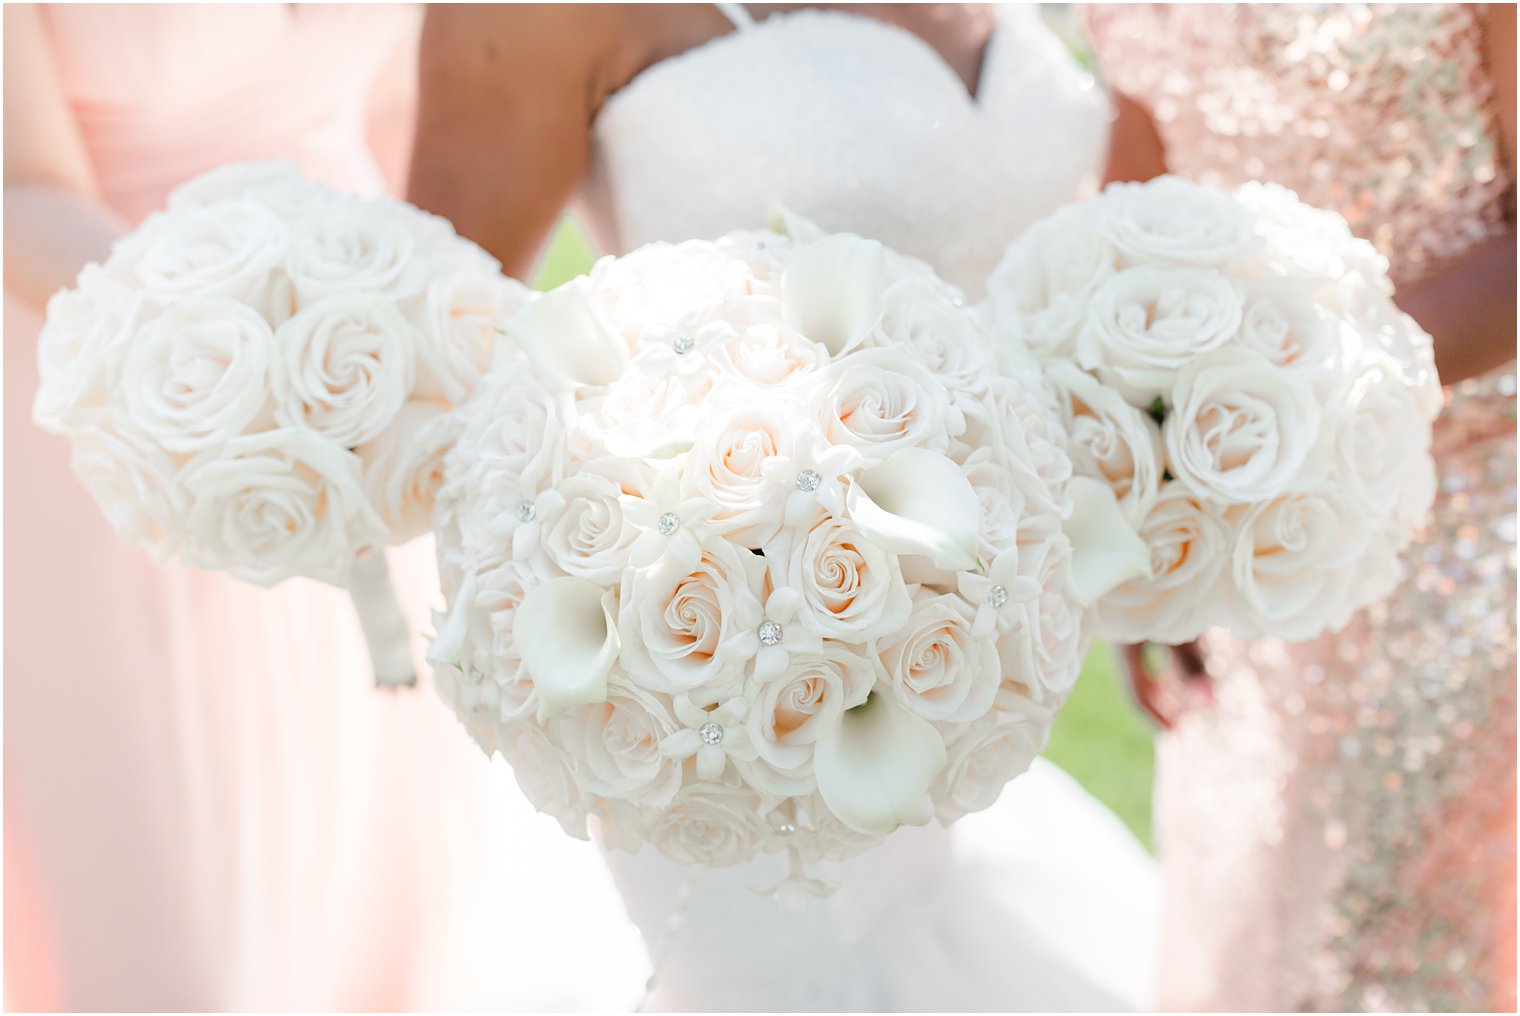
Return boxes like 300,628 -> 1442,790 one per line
1100,89 -> 1168,186
3,4 -> 127,310
1395,3 -> 1517,384
407,5 -> 609,281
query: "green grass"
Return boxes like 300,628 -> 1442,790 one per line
530,215 -> 1157,849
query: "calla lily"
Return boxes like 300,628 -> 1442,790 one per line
846,447 -> 982,572
514,577 -> 619,720
1063,476 -> 1153,606
766,203 -> 828,244
425,569 -> 478,672
782,234 -> 886,356
505,279 -> 628,390
814,690 -> 948,835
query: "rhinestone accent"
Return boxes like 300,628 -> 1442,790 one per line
657,512 -> 680,536
516,501 -> 536,523
775,821 -> 796,836
987,584 -> 1009,609
758,620 -> 784,646
672,335 -> 695,355
795,469 -> 822,492
698,721 -> 724,746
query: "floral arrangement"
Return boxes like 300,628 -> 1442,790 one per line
32,161 -> 531,681
982,176 -> 1440,644
429,225 -> 1143,880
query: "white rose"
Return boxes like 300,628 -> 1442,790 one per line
166,160 -> 326,219
496,718 -> 589,839
357,399 -> 461,541
768,511 -> 912,641
538,458 -> 648,584
588,239 -> 750,342
617,536 -> 766,694
1228,488 -> 1368,640
449,363 -> 573,517
67,417 -> 187,560
962,447 -> 1030,559
984,204 -> 1117,359
878,591 -> 1000,724
739,641 -> 877,794
1234,181 -> 1389,282
875,275 -> 993,396
549,680 -> 683,807
583,347 -> 707,459
1336,359 -> 1436,530
1046,361 -> 1164,526
1166,349 -> 1324,505
647,783 -> 771,867
1338,274 -> 1443,420
119,298 -> 275,453
681,399 -> 797,544
709,320 -> 820,387
1094,481 -> 1233,644
436,560 -> 541,723
411,262 -> 532,404
120,199 -> 290,313
932,697 -> 1052,823
1099,176 -> 1259,268
34,266 -> 144,429
1078,266 -> 1244,398
813,347 -> 957,463
180,428 -> 385,586
285,199 -> 423,305
272,294 -> 418,447
962,377 -> 1070,526
1237,277 -> 1348,394
1003,537 -> 1083,702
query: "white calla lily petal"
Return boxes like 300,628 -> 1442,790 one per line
516,577 -> 618,719
506,280 -> 627,390
782,234 -> 886,355
847,448 -> 982,571
815,690 -> 948,835
425,569 -> 477,671
1064,476 -> 1153,606
766,203 -> 827,244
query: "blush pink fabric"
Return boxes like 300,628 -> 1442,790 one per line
3,5 -> 489,1010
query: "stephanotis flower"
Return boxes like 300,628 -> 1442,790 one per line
727,585 -> 825,682
759,426 -> 862,527
623,465 -> 719,573
957,550 -> 1044,639
658,694 -> 757,781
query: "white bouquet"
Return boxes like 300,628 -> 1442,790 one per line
33,161 -> 533,682
982,176 -> 1440,644
428,225 -> 1145,884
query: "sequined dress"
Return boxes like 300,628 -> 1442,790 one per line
1085,5 -> 1517,1011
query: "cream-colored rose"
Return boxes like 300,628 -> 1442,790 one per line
357,399 -> 461,542
1100,176 -> 1259,269
931,697 -> 1053,823
1166,349 -> 1324,505
166,160 -> 319,218
878,591 -> 1001,724
495,718 -> 589,839
588,239 -> 750,344
739,641 -> 877,794
1078,266 -> 1244,398
285,199 -> 423,304
646,783 -> 771,867
120,200 -> 290,313
119,298 -> 274,453
617,536 -> 766,694
1336,359 -> 1436,531
1237,277 -> 1348,396
67,417 -> 187,561
1003,537 -> 1083,702
814,347 -> 956,463
1046,361 -> 1164,526
411,264 -> 533,404
709,321 -> 820,387
33,266 -> 144,430
272,294 -> 418,447
984,204 -> 1117,359
549,680 -> 683,807
1093,481 -> 1232,644
538,458 -> 648,584
769,511 -> 912,641
1228,487 -> 1367,640
681,400 -> 796,544
180,428 -> 385,586
875,275 -> 993,396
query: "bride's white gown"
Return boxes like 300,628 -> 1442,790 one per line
462,6 -> 1161,1011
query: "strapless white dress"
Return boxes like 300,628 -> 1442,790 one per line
465,6 -> 1161,1011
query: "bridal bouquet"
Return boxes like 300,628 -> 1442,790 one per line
429,227 -> 1143,879
982,176 -> 1440,643
33,161 -> 531,682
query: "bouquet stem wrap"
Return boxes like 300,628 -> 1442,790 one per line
349,550 -> 416,689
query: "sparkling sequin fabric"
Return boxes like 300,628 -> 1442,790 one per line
1086,4 -> 1517,1011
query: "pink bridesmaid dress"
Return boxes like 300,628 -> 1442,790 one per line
1086,5 -> 1517,1011
3,6 -> 488,1009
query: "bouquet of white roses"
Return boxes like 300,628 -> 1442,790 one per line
428,224 -> 1145,883
33,161 -> 532,683
982,176 -> 1440,644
